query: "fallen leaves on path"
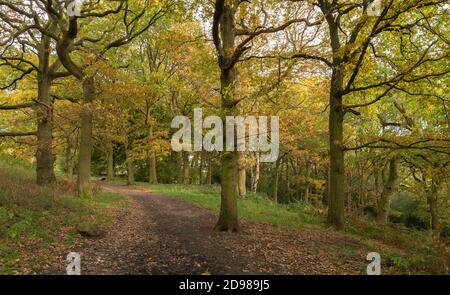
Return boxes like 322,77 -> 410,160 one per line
44,184 -> 369,275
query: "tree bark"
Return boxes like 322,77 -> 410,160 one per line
250,152 -> 260,193
377,158 -> 398,224
198,152 -> 204,185
327,69 -> 345,229
76,77 -> 94,197
273,158 -> 281,203
36,35 -> 56,186
214,1 -> 239,232
285,160 -> 291,203
215,151 -> 239,232
183,151 -> 190,185
319,4 -> 347,229
238,153 -> 246,196
149,153 -> 158,184
124,140 -> 134,186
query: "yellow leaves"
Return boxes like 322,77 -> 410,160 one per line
2,89 -> 37,104
225,0 -> 235,8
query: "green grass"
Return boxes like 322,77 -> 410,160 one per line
0,154 -> 35,179
345,220 -> 449,274
141,184 -> 325,229
137,183 -> 448,274
0,154 -> 127,274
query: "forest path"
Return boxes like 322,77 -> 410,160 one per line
65,183 -> 368,274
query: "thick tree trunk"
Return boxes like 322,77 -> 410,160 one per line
106,140 -> 114,181
76,77 -> 94,197
215,151 -> 239,232
322,5 -> 347,229
36,35 -> 56,186
214,2 -> 239,232
327,69 -> 345,230
427,195 -> 440,239
377,158 -> 398,224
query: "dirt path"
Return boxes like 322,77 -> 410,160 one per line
54,183 -> 369,274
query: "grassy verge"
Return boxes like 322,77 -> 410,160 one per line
139,183 -> 448,274
141,184 -> 324,229
0,155 -> 127,274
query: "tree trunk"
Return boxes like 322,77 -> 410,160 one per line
215,151 -> 239,232
238,168 -> 246,196
127,159 -> 135,186
192,153 -> 199,184
377,158 -> 398,224
323,6 -> 346,229
327,68 -> 345,229
148,125 -> 158,184
250,152 -> 260,193
273,158 -> 280,203
106,140 -> 114,181
124,138 -> 134,185
359,161 -> 367,215
148,153 -> 158,184
182,151 -> 190,185
347,171 -> 352,214
214,2 -> 239,232
76,77 -> 94,197
285,160 -> 291,203
238,153 -> 246,196
207,158 -> 212,185
304,162 -> 310,202
176,152 -> 183,184
198,152 -> 204,185
36,35 -> 56,186
322,164 -> 330,206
